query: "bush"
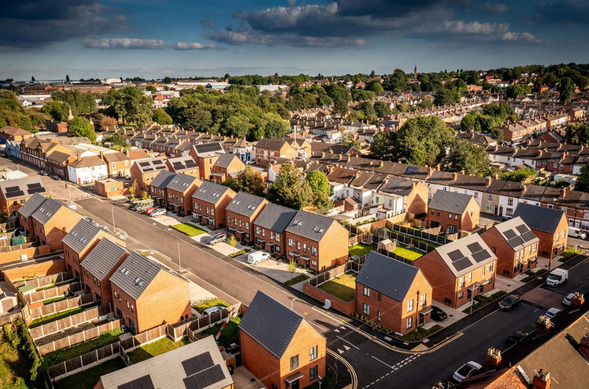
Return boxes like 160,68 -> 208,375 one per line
16,319 -> 42,381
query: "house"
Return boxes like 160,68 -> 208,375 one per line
239,290 -> 326,389
45,148 -> 75,179
480,217 -> 539,278
129,157 -> 168,191
16,193 -> 47,236
102,151 -> 131,178
254,138 -> 297,166
211,154 -> 246,183
94,179 -> 125,199
513,203 -> 568,260
96,336 -> 234,389
225,192 -> 268,244
67,155 -> 108,185
0,176 -> 46,216
413,234 -> 497,309
165,155 -> 199,178
253,203 -> 297,257
356,251 -> 433,335
109,252 -> 191,334
191,181 -> 236,229
80,238 -> 129,307
284,210 -> 349,272
427,190 -> 480,235
189,142 -> 226,180
0,125 -> 33,159
30,197 -> 84,251
148,170 -> 176,208
165,173 -> 201,216
233,138 -> 254,163
376,176 -> 429,217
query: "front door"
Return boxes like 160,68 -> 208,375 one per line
419,312 -> 425,325
291,379 -> 300,389
467,288 -> 472,301
128,319 -> 136,334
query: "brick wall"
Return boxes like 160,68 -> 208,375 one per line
303,282 -> 355,315
480,228 -> 538,278
2,258 -> 66,280
239,330 -> 281,389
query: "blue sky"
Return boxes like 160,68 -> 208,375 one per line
1,0 -> 588,80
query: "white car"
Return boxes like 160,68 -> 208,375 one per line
247,251 -> 271,264
562,293 -> 574,306
453,361 -> 482,382
544,307 -> 562,319
150,208 -> 167,217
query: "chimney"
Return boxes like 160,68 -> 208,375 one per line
428,167 -> 434,177
77,154 -> 82,161
452,172 -> 458,181
532,370 -> 551,389
571,292 -> 585,308
560,187 -> 567,199
535,316 -> 553,337
485,176 -> 492,186
379,160 -> 384,167
579,332 -> 589,360
485,347 -> 502,367
436,164 -> 441,171
100,151 -> 104,159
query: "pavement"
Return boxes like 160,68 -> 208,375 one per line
230,254 -> 309,284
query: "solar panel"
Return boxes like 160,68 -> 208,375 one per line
185,161 -> 197,168
448,250 -> 463,262
5,186 -> 25,198
183,365 -> 225,389
472,250 -> 491,263
28,183 -> 42,189
143,167 -> 154,172
153,160 -> 165,165
503,229 -> 517,239
454,257 -> 472,272
182,352 -> 214,377
117,375 -> 155,389
466,242 -> 483,254
173,162 -> 184,169
509,236 -> 525,247
405,166 -> 418,174
522,231 -> 537,242
139,162 -> 150,167
515,224 -> 530,234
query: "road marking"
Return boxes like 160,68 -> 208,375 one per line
370,355 -> 393,369
334,329 -> 340,333
337,336 -> 360,350
340,326 -> 346,330
338,348 -> 344,354
344,345 -> 350,351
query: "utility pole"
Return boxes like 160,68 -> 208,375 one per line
414,290 -> 420,341
178,242 -> 182,273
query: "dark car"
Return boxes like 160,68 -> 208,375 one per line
506,330 -> 528,346
499,295 -> 521,311
431,305 -> 448,321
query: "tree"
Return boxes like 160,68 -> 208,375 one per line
433,89 -> 460,106
501,168 -> 536,182
559,77 -> 575,102
369,82 -> 384,93
305,170 -> 331,197
103,133 -> 127,149
67,117 -> 96,141
461,113 -> 476,131
129,179 -> 138,200
163,76 -> 172,84
153,108 -> 173,125
373,101 -> 391,118
565,123 -> 589,145
229,235 -> 237,248
43,100 -> 68,121
145,85 -> 157,93
179,107 -> 213,132
505,84 -> 530,99
576,163 -> 589,192
332,99 -> 349,116
103,87 -> 154,128
269,163 -> 312,209
100,116 -> 118,129
444,140 -> 491,176
369,131 -> 396,161
66,75 -> 70,83
234,165 -> 265,196
288,260 -> 297,282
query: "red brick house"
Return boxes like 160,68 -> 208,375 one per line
102,151 -> 131,178
191,181 -> 236,229
414,234 -> 497,309
148,170 -> 176,208
45,148 -> 75,180
189,142 -> 226,180
240,290 -> 326,389
253,203 -> 298,257
356,252 -> 433,335
480,217 -> 539,278
225,192 -> 268,244
165,155 -> 199,178
0,176 -> 46,217
16,193 -> 46,235
513,203 -> 568,261
109,252 -> 191,334
284,210 -> 349,272
30,197 -> 84,252
80,238 -> 129,306
165,173 -> 201,216
254,138 -> 297,166
428,190 -> 480,235
129,157 -> 168,191
211,154 -> 246,183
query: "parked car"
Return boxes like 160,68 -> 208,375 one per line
568,227 -> 587,239
202,306 -> 226,316
135,206 -> 150,214
453,361 -> 482,382
150,208 -> 167,217
506,330 -> 528,347
145,207 -> 157,215
431,306 -> 448,321
544,307 -> 562,319
562,293 -> 575,307
247,251 -> 271,264
207,233 -> 227,245
499,295 -> 522,311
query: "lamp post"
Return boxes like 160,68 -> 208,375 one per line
178,242 -> 182,273
414,290 -> 420,341
111,207 -> 116,230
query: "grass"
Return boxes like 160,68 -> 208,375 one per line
402,325 -> 442,341
383,227 -> 442,248
36,280 -> 72,291
54,357 -> 126,389
228,248 -> 251,258
0,339 -> 32,389
199,316 -> 241,349
285,273 -> 309,286
561,247 -> 582,261
305,365 -> 337,389
317,271 -> 357,302
522,268 -> 548,282
392,244 -> 424,261
348,243 -> 376,257
462,291 -> 507,314
127,337 -> 190,364
43,329 -> 124,367
30,306 -> 86,328
193,297 -> 229,313
42,295 -> 67,305
170,222 -> 207,237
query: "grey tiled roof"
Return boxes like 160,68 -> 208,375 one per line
213,154 -> 241,170
17,193 -> 46,218
357,252 -> 423,301
0,176 -> 47,199
31,197 -> 63,225
253,203 -> 297,233
430,233 -> 497,277
150,170 -> 175,189
284,210 -> 337,242
378,176 -> 415,196
81,238 -> 128,281
61,219 -> 102,254
225,192 -> 266,218
166,173 -> 198,193
191,181 -> 234,205
239,290 -> 303,358
428,190 -> 475,214
513,203 -> 566,234
109,252 -> 164,300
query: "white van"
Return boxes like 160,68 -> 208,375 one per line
568,227 -> 587,239
247,251 -> 271,264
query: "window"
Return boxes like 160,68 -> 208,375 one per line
482,266 -> 486,276
309,346 -> 318,361
420,293 -> 426,306
288,238 -> 293,247
406,317 -> 413,329
303,243 -> 307,253
312,246 -> 317,256
363,303 -> 369,315
276,234 -> 280,242
489,263 -> 494,272
407,299 -> 414,312
309,365 -> 318,380
486,204 -> 492,212
290,355 -> 299,371
467,273 -> 472,283
458,291 -> 464,299
455,214 -> 459,220
256,226 -> 260,234
459,276 -> 465,287
377,310 -> 381,322
377,293 -> 381,301
436,211 -> 440,217
508,198 -> 513,206
506,208 -> 513,216
448,213 -> 452,219
363,287 -> 370,297
516,251 -> 520,260
431,210 -> 434,215
297,241 -> 301,250
245,222 -> 249,230
532,243 -> 537,253
270,231 -> 274,239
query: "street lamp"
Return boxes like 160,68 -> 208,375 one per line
414,290 -> 420,341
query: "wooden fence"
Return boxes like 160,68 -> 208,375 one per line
30,293 -> 94,320
306,257 -> 365,288
16,271 -> 74,289
29,305 -> 109,340
23,282 -> 81,304
374,229 -> 436,253
389,224 -> 448,245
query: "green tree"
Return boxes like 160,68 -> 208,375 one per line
461,113 -> 476,131
229,165 -> 265,196
332,99 -> 349,116
369,82 -> 384,93
103,87 -> 154,128
305,170 -> 331,197
565,123 -> 589,145
43,100 -> 67,121
559,77 -> 575,102
179,107 -> 213,132
501,168 -> 537,182
67,117 -> 96,141
269,163 -> 312,209
66,75 -> 70,83
100,116 -> 118,129
433,89 -> 460,106
145,85 -> 157,93
153,108 -> 173,125
263,114 -> 289,138
373,101 -> 391,118
576,163 -> 589,192
444,140 -> 491,176
102,133 -> 127,148
369,131 -> 396,161
163,76 -> 172,84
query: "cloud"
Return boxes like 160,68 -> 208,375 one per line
0,0 -> 126,48
173,42 -> 223,50
83,38 -> 166,49
533,0 -> 589,25
482,2 -> 510,13
199,18 -> 216,28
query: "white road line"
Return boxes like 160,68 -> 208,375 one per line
370,355 -> 394,369
337,336 -> 360,350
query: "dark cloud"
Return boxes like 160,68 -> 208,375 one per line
534,0 -> 589,25
482,2 -> 510,13
0,0 -> 125,48
199,18 -> 216,28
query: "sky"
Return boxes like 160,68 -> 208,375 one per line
1,0 -> 588,80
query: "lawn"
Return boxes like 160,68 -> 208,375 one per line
348,243 -> 376,257
285,273 -> 309,286
561,247 -> 582,261
42,295 -> 67,305
0,339 -> 32,389
43,329 -> 124,367
193,297 -> 229,313
383,228 -> 441,248
402,325 -> 442,341
199,316 -> 241,349
30,306 -> 86,328
317,272 -> 357,302
127,337 -> 190,364
170,222 -> 207,237
392,244 -> 424,261
54,357 -> 126,389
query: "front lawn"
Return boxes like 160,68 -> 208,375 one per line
199,316 -> 241,349
348,243 -> 376,257
402,325 -> 442,341
127,337 -> 190,364
0,338 -> 32,389
561,247 -> 582,261
54,357 -> 126,389
193,297 -> 229,313
522,268 -> 547,282
43,329 -> 124,367
170,223 -> 207,237
392,244 -> 424,261
285,273 -> 309,286
30,306 -> 86,328
317,271 -> 357,302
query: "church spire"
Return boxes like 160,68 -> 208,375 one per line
414,65 -> 417,79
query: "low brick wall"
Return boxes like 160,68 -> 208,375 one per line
2,259 -> 66,280
18,271 -> 73,289
303,282 -> 356,315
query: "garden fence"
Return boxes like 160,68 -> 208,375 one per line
29,293 -> 94,320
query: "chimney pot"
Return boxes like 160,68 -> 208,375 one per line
532,370 -> 551,389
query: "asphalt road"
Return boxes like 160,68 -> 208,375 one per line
543,256 -> 589,297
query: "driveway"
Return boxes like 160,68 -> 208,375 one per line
230,254 -> 309,284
